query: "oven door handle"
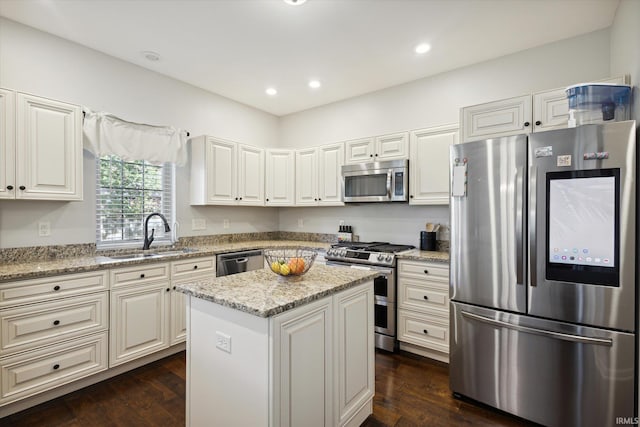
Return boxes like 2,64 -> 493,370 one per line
325,261 -> 392,275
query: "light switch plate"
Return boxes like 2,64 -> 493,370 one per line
215,331 -> 231,353
223,219 -> 230,229
192,218 -> 206,230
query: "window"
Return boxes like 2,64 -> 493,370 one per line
96,155 -> 175,248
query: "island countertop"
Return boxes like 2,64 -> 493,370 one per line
175,264 -> 378,318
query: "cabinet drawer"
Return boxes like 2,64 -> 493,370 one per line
0,271 -> 108,308
1,292 -> 108,356
397,309 -> 449,354
171,257 -> 215,279
0,331 -> 108,405
398,281 -> 449,317
398,260 -> 449,281
110,263 -> 170,288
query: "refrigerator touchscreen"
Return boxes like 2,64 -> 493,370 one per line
545,169 -> 620,286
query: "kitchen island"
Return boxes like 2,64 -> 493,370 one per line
176,264 -> 378,427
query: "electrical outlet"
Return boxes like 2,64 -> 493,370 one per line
192,218 -> 206,230
297,218 -> 304,228
223,219 -> 230,229
38,221 -> 51,237
215,331 -> 231,353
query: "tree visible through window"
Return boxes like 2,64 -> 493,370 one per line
96,155 -> 174,247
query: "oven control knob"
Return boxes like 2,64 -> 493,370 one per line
340,249 -> 347,256
327,249 -> 334,256
377,254 -> 384,261
385,255 -> 392,262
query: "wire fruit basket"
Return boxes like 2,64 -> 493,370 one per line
264,247 -> 317,281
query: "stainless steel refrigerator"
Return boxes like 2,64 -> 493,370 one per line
449,120 -> 637,427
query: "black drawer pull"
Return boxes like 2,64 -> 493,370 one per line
173,286 -> 176,290
166,288 -> 170,292
423,329 -> 429,335
423,269 -> 429,274
524,122 -> 530,127
535,120 -> 542,126
193,265 -> 198,270
6,185 -> 13,190
53,320 -> 60,326
140,274 -> 145,279
423,295 -> 429,300
53,364 -> 60,370
19,185 -> 26,190
53,285 -> 61,291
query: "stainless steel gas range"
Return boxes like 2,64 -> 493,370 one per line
325,241 -> 414,352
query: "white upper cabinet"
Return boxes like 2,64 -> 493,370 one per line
461,95 -> 532,143
317,143 -> 344,206
532,88 -> 569,133
265,149 -> 295,206
461,75 -> 630,143
0,90 -> 82,201
295,147 -> 319,206
296,143 -> 344,206
190,136 -> 264,206
237,144 -> 264,205
0,89 -> 15,200
344,137 -> 374,164
409,124 -> 458,205
345,132 -> 408,164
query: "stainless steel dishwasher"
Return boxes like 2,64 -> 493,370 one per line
216,249 -> 264,277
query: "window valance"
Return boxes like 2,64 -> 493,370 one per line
83,109 -> 188,166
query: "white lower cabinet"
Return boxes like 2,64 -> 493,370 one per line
187,280 -> 374,427
397,259 -> 450,362
110,280 -> 171,367
0,271 -> 110,407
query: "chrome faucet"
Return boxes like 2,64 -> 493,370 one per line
143,213 -> 171,250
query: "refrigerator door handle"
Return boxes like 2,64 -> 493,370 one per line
529,165 -> 537,287
461,310 -> 613,347
515,166 -> 524,286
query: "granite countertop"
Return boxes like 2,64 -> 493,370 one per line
175,264 -> 378,317
397,249 -> 449,263
0,240 -> 331,283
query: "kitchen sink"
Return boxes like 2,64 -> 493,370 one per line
107,248 -> 198,261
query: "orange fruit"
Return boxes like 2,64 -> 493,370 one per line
288,257 -> 305,275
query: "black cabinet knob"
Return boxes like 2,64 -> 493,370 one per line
524,122 -> 530,127
53,320 -> 60,326
423,295 -> 429,300
6,185 -> 13,190
318,198 -> 321,201
19,186 -> 26,190
235,197 -> 238,200
53,285 -> 61,291
166,288 -> 170,292
53,364 -> 60,370
314,198 -> 318,201
375,153 -> 378,157
369,154 -> 373,157
266,198 -> 269,202
140,274 -> 145,278
423,329 -> 429,335
173,286 -> 176,290
193,265 -> 198,269
239,197 -> 242,200
423,269 -> 429,274
535,120 -> 541,126
410,195 -> 414,199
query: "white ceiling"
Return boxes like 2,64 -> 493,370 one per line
0,0 -> 620,116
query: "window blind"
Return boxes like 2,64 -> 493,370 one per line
96,155 -> 175,248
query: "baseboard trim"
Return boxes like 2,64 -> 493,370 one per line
399,342 -> 449,363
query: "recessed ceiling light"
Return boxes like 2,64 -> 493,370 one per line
415,43 -> 431,54
283,0 -> 307,5
308,80 -> 321,89
266,87 -> 278,96
141,50 -> 161,62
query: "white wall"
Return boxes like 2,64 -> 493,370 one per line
610,0 -> 640,122
278,29 -> 612,244
0,18 -> 280,248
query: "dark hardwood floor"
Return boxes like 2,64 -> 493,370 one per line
3,350 -> 532,426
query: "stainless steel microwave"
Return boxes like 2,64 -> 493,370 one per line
342,159 -> 408,202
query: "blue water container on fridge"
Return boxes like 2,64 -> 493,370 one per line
565,83 -> 631,126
